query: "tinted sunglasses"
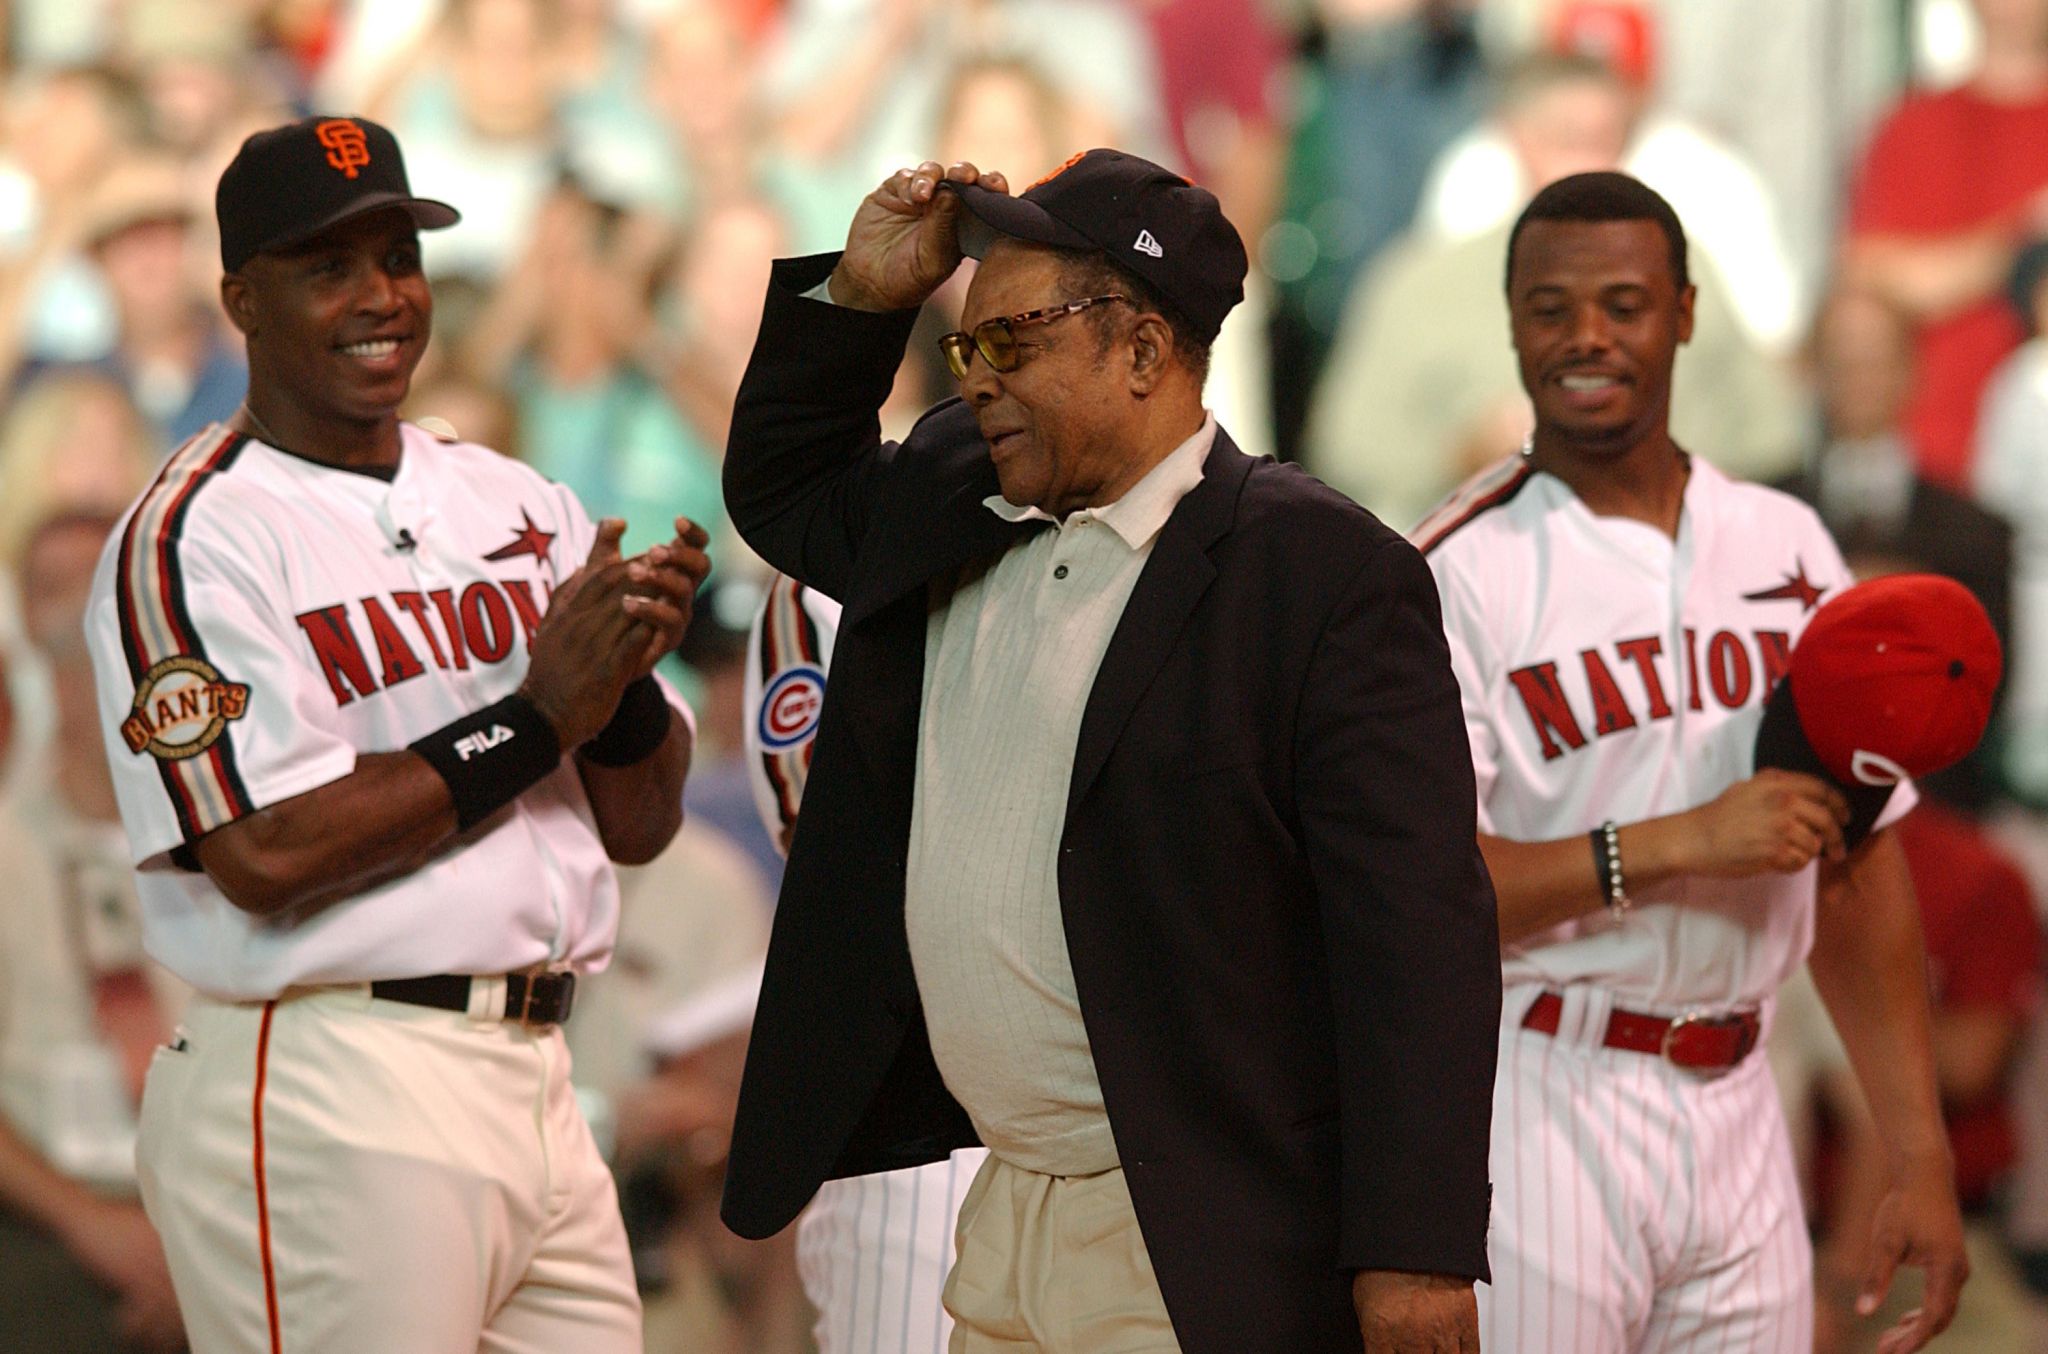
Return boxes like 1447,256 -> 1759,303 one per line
937,294 -> 1130,380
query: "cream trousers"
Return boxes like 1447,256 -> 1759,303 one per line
944,1153 -> 1181,1353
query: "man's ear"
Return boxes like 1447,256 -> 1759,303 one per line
1129,313 -> 1173,396
221,272 -> 257,338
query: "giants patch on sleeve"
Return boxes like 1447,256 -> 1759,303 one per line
123,655 -> 251,760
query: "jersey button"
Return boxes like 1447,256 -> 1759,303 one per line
1054,565 -> 1069,579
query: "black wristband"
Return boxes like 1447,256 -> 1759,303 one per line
411,693 -> 563,831
580,675 -> 673,767
1589,826 -> 1614,900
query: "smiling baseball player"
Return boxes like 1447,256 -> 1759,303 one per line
1420,171 -> 1966,1354
83,116 -> 708,1353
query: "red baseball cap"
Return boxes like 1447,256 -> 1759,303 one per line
1755,574 -> 2000,837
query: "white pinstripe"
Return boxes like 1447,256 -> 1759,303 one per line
1478,988 -> 1810,1353
796,1151 -> 990,1354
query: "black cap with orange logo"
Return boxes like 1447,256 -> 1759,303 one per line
215,116 -> 460,272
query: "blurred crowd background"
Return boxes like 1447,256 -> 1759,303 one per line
8,0 -> 2048,1349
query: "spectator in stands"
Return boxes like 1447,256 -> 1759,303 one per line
653,195 -> 790,475
116,0 -> 263,157
0,371 -> 159,572
1134,0 -> 1288,246
1305,52 -> 1800,531
1627,0 -> 1896,293
641,1 -> 773,229
1844,0 -> 2048,490
463,176 -> 722,557
756,0 -> 1169,250
1419,4 -> 1808,356
69,158 -> 243,448
1266,0 -> 1488,463
0,65 -> 148,387
383,0 -> 571,279
1779,286 -> 2013,811
0,510 -> 187,1353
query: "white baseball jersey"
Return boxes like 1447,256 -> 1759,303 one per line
1418,454 -> 1913,1010
744,575 -> 985,1354
86,421 -> 687,1000
1420,454 -> 1911,1353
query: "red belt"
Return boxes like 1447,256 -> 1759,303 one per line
1522,990 -> 1760,1074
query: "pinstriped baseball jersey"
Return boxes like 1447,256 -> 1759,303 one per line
86,421 -> 685,1000
1420,454 -> 1907,1352
744,577 -> 986,1354
1419,454 -> 1913,1009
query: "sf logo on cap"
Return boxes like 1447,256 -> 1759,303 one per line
316,119 -> 372,179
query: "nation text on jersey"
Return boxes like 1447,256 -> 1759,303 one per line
294,577 -> 549,704
1511,626 -> 1792,760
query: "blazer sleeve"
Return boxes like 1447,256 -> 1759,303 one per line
723,253 -> 924,601
1295,532 -> 1501,1280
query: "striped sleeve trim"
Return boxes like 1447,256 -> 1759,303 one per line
114,425 -> 257,844
756,576 -> 825,833
1412,459 -> 1537,556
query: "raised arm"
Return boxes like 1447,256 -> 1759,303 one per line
722,161 -> 1009,597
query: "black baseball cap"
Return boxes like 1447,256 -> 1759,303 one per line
217,116 -> 459,272
939,149 -> 1247,343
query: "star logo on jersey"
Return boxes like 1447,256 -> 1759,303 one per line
483,511 -> 555,567
1742,560 -> 1827,613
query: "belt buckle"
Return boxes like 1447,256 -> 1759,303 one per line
1659,1008 -> 1755,1076
1659,1010 -> 1708,1068
514,970 -> 576,1027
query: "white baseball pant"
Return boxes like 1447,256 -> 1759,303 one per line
797,1149 -> 989,1354
1479,985 -> 1811,1353
137,985 -> 640,1353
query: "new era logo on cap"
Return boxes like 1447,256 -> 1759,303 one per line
939,149 -> 1247,342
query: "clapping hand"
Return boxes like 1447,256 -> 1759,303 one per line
623,515 -> 712,678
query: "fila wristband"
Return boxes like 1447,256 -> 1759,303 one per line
410,693 -> 562,831
580,675 -> 672,767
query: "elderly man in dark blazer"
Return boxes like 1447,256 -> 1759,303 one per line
718,151 -> 1500,1354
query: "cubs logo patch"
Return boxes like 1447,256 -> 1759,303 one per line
122,656 -> 251,760
758,665 -> 826,750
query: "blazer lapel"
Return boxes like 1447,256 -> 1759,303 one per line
1065,432 -> 1254,821
843,467 -> 1045,629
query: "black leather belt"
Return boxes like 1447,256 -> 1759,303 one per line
370,971 -> 577,1026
